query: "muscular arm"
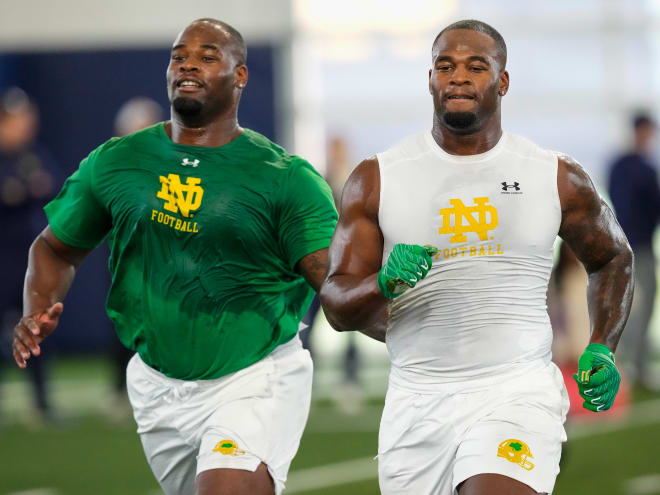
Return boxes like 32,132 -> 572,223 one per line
25,226 -> 90,313
557,155 -> 634,351
319,158 -> 388,342
13,226 -> 91,367
295,248 -> 329,293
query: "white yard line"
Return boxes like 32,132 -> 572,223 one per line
623,473 -> 660,495
5,489 -> 59,495
568,398 -> 660,439
287,457 -> 377,494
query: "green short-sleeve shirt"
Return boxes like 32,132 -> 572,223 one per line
45,124 -> 337,379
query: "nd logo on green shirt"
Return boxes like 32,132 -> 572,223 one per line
151,173 -> 203,233
157,173 -> 204,217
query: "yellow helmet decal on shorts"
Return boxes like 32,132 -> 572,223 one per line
496,439 -> 535,470
213,439 -> 246,456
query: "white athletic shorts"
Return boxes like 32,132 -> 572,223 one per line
378,361 -> 570,495
126,335 -> 313,495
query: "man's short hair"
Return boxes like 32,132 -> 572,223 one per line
191,18 -> 247,65
632,112 -> 655,130
432,19 -> 507,68
0,86 -> 36,122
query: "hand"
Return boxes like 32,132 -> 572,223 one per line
13,302 -> 63,368
377,244 -> 438,299
573,343 -> 621,412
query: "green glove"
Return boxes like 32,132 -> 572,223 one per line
377,244 -> 438,299
573,343 -> 621,412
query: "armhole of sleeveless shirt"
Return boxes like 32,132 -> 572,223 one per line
376,153 -> 385,229
550,153 -> 562,228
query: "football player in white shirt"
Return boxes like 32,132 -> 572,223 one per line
319,19 -> 632,495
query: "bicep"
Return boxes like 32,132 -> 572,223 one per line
328,211 -> 383,278
39,225 -> 93,267
327,158 -> 383,279
44,156 -> 111,250
558,157 -> 630,272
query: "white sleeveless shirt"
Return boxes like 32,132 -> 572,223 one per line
377,130 -> 561,389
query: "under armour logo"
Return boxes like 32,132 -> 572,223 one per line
181,158 -> 200,168
501,182 -> 520,191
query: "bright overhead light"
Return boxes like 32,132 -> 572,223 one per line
294,0 -> 458,35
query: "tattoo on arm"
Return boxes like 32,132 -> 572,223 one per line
296,249 -> 329,293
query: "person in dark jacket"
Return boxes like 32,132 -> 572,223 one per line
0,87 -> 61,421
609,112 -> 660,389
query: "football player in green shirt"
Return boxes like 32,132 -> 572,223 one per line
12,18 -> 337,495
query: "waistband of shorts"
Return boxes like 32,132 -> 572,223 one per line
131,334 -> 303,388
269,333 -> 304,360
388,358 -> 551,394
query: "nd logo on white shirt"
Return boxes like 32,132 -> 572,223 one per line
438,196 -> 498,243
435,197 -> 502,260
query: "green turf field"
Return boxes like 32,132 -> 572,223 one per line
1,357 -> 659,495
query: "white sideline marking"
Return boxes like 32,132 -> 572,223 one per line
287,398 -> 660,493
569,398 -> 660,439
287,457 -> 377,493
623,473 -> 660,494
6,489 -> 58,495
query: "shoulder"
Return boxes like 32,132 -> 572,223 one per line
240,129 -> 329,185
85,122 -> 164,167
341,157 -> 380,220
347,157 -> 379,185
556,153 -> 599,214
283,156 -> 330,192
556,153 -> 591,186
377,131 -> 430,170
240,128 -> 296,169
503,132 -> 558,165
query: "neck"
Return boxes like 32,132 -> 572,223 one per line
633,142 -> 649,156
166,108 -> 242,147
431,110 -> 503,156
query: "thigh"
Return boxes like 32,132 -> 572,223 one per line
126,355 -> 198,494
196,462 -> 273,495
458,473 -> 545,495
196,341 -> 313,495
378,387 -> 456,495
139,425 -> 198,495
453,364 -> 568,495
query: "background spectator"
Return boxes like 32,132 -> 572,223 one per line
0,87 -> 62,423
608,112 -> 660,391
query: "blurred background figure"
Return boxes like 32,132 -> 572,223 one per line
114,96 -> 164,137
608,112 -> 660,391
0,87 -> 61,424
301,135 -> 365,413
325,136 -> 362,412
108,96 -> 164,418
548,241 -> 590,369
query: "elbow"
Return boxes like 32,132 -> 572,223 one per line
28,233 -> 52,264
586,239 -> 634,276
318,283 -> 351,333
621,241 -> 634,274
324,313 -> 352,333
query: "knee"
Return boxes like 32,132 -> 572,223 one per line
196,463 -> 274,495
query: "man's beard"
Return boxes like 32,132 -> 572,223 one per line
443,111 -> 477,131
172,96 -> 203,117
